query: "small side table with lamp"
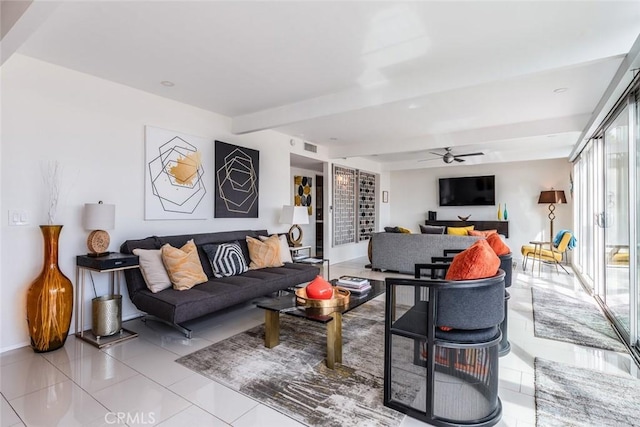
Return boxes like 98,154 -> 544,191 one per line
76,201 -> 138,348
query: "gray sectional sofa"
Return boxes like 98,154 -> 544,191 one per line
120,229 -> 318,337
370,232 -> 481,274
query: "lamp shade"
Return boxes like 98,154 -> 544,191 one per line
83,202 -> 115,230
538,190 -> 567,205
279,205 -> 309,225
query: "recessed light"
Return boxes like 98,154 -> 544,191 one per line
330,137 -> 338,141
408,103 -> 420,110
161,81 -> 175,87
553,87 -> 568,93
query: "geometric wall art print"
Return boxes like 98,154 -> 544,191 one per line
332,165 -> 356,246
144,126 -> 212,220
357,171 -> 376,241
214,140 -> 259,218
294,175 -> 312,216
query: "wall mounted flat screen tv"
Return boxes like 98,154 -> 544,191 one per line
439,175 -> 495,206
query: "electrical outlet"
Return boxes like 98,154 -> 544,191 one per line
8,210 -> 29,226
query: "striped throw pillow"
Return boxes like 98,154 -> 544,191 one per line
202,241 -> 249,278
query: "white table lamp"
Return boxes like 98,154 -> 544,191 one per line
83,201 -> 115,257
279,205 -> 309,247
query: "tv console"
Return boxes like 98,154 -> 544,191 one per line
425,220 -> 509,238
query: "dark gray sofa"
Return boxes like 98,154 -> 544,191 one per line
120,229 -> 318,337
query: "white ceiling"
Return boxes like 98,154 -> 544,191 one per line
6,1 -> 640,169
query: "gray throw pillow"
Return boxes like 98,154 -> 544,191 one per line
420,225 -> 446,235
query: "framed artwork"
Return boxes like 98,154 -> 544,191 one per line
294,175 -> 313,215
358,171 -> 376,241
144,126 -> 212,220
333,165 -> 357,246
214,140 -> 259,218
332,166 -> 378,245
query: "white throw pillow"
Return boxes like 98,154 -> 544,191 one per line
133,248 -> 172,293
259,234 -> 293,263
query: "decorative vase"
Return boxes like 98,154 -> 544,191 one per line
26,225 -> 73,353
497,203 -> 503,221
503,204 -> 508,221
306,276 -> 333,300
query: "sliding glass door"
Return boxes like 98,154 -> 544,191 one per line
574,140 -> 602,292
603,106 -> 631,335
635,89 -> 639,350
574,79 -> 639,357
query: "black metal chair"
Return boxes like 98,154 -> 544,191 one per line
384,270 -> 505,427
497,253 -> 512,356
426,249 -> 513,357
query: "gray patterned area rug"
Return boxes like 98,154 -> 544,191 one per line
176,299 -> 404,427
531,287 -> 626,352
535,358 -> 640,426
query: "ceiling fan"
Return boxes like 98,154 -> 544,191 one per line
420,147 -> 485,164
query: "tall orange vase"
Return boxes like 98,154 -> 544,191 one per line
26,225 -> 73,352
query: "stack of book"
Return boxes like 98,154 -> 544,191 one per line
336,276 -> 371,294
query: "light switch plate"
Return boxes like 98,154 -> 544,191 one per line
8,210 -> 29,226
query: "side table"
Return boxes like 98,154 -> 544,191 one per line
294,257 -> 330,280
75,253 -> 139,348
289,245 -> 312,261
529,241 -> 550,276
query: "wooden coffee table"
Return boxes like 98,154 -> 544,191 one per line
256,279 -> 384,369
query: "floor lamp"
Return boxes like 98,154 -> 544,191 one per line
538,190 -> 567,242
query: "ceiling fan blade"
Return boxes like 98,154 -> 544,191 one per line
417,158 -> 442,163
428,152 -> 444,157
454,152 -> 484,158
454,157 -> 465,162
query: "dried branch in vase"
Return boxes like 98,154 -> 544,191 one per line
41,161 -> 62,225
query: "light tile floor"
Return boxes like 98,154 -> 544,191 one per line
1,257 -> 638,426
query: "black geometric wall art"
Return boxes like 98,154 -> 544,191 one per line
358,171 -> 376,241
214,140 -> 259,218
145,126 -> 212,220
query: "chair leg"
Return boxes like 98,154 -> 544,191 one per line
558,262 -> 570,274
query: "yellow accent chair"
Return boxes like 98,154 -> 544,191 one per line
521,232 -> 572,274
607,245 -> 629,265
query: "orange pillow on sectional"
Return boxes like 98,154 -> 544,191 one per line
468,229 -> 498,237
486,232 -> 511,256
445,239 -> 500,280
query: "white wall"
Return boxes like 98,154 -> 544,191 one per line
389,159 -> 574,260
0,55 -> 341,351
0,53 -> 571,352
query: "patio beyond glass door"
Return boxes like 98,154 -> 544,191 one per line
604,106 -> 631,335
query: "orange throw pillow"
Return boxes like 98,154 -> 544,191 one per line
468,229 -> 498,237
486,233 -> 511,256
445,239 -> 500,280
246,235 -> 284,269
161,239 -> 208,291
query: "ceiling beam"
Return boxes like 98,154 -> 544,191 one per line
570,33 -> 640,161
1,1 -> 59,66
231,56 -> 602,136
330,114 -> 590,159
